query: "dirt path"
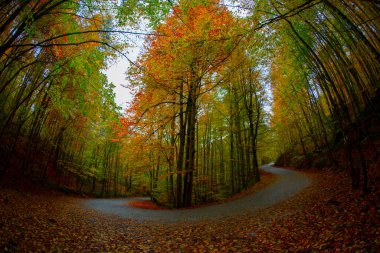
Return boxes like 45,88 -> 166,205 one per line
83,164 -> 310,221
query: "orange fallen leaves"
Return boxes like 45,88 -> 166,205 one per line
127,200 -> 166,210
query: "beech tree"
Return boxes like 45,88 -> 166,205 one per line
119,0 -> 272,207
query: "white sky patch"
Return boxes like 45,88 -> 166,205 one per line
104,47 -> 139,109
222,0 -> 252,17
104,26 -> 147,110
104,17 -> 149,110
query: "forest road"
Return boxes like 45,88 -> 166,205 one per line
82,163 -> 309,222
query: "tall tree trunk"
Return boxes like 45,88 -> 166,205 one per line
183,81 -> 197,207
176,82 -> 186,207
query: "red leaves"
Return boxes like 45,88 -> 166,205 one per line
127,200 -> 166,210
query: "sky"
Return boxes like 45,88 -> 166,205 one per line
104,57 -> 133,109
104,45 -> 140,110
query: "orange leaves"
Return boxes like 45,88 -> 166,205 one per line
149,1 -> 235,53
127,200 -> 166,210
41,9 -> 102,60
186,4 -> 233,40
137,0 -> 238,92
209,28 -> 221,37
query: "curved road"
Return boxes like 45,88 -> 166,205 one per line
83,164 -> 309,221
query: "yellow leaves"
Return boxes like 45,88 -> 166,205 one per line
90,14 -> 102,29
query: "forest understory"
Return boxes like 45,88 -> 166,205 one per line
1,164 -> 379,252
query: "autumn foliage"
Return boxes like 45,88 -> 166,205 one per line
0,0 -> 379,212
0,0 -> 379,252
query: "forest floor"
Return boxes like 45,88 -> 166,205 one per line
0,167 -> 379,252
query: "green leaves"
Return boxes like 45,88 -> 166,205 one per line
117,0 -> 172,28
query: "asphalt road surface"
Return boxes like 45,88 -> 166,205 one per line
83,163 -> 309,222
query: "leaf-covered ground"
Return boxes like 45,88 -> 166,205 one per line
1,168 -> 379,252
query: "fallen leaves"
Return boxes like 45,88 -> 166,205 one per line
0,168 -> 379,252
127,200 -> 166,210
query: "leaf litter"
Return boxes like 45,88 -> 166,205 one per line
0,168 -> 379,252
